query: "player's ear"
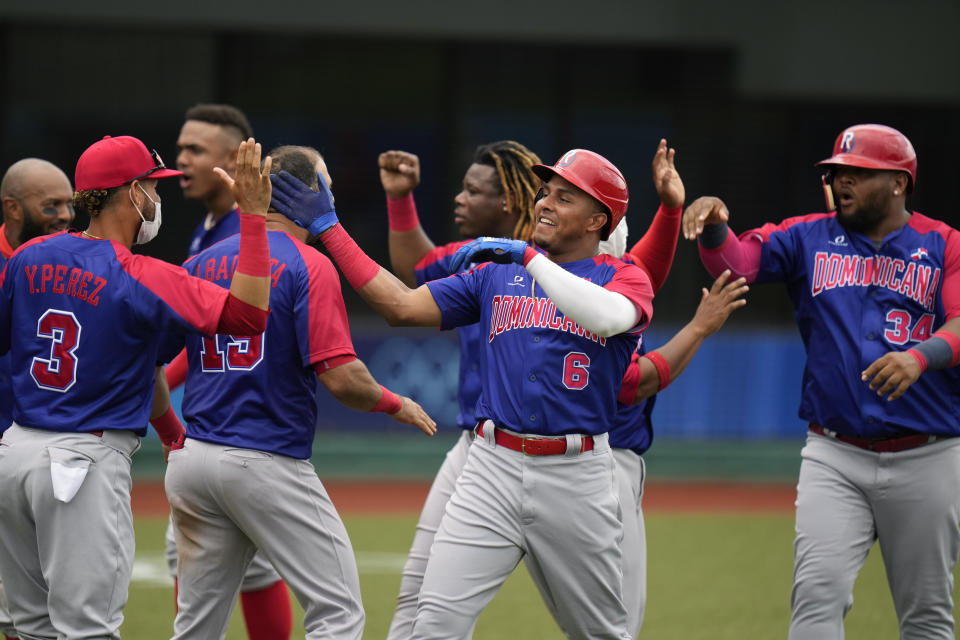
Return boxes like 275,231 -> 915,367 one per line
1,196 -> 23,224
585,211 -> 608,235
892,172 -> 909,196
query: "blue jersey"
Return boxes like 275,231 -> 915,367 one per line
187,208 -> 240,258
750,211 -> 960,438
608,254 -> 657,454
427,256 -> 654,436
0,225 -> 14,431
161,231 -> 356,459
0,232 -> 229,435
415,240 -> 481,431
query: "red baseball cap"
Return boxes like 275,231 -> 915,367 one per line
75,135 -> 182,191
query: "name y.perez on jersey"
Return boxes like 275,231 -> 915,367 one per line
426,254 -> 653,437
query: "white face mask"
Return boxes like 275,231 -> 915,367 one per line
130,183 -> 162,245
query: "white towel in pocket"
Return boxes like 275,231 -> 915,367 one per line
48,447 -> 92,503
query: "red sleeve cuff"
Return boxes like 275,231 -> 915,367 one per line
643,351 -> 672,391
522,246 -> 538,266
217,294 -> 269,335
313,354 -> 357,375
933,330 -> 960,367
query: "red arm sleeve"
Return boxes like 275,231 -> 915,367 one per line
697,227 -> 764,284
164,349 -> 188,390
627,204 -> 681,293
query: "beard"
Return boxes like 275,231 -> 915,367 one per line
835,189 -> 889,235
19,212 -> 48,244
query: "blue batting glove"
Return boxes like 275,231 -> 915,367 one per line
449,237 -> 529,273
270,170 -> 338,237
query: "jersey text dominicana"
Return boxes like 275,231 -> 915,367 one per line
426,255 -> 653,437
750,211 -> 960,438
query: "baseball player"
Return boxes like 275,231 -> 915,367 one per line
379,139 -> 686,638
168,103 -> 294,640
271,147 -> 704,639
682,123 -> 960,640
160,146 -> 436,640
0,135 -> 275,640
0,158 -> 75,640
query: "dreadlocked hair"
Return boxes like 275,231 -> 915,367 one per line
473,141 -> 542,243
73,186 -> 123,217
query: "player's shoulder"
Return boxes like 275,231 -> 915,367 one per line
415,239 -> 471,271
907,211 -> 958,240
8,230 -> 72,261
749,212 -> 836,241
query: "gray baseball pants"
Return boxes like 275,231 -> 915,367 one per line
165,437 -> 364,640
790,431 -> 960,640
0,424 -> 140,640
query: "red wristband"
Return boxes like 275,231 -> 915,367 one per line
906,348 -> 929,372
522,246 -> 539,266
371,385 -> 403,414
387,193 -> 420,232
150,406 -> 186,446
237,213 -> 270,278
320,223 -> 381,290
932,330 -> 960,367
643,351 -> 672,391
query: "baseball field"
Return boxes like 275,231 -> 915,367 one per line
121,478 -> 957,640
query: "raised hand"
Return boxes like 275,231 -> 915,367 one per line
861,352 -> 923,402
449,237 -> 529,274
270,170 -> 338,237
390,396 -> 437,436
214,138 -> 272,216
653,139 -> 684,209
689,270 -> 748,338
379,150 -> 421,198
682,196 -> 730,240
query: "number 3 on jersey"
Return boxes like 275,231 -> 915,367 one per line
200,333 -> 265,372
562,351 -> 591,390
31,309 -> 81,392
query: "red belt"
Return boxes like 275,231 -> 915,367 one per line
476,422 -> 594,456
810,423 -> 945,453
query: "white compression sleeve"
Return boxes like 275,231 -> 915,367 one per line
524,253 -> 639,337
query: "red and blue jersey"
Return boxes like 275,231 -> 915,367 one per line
0,225 -> 15,431
0,232 -> 229,435
187,208 -> 239,258
426,255 -> 653,436
610,252 -> 657,454
414,240 -> 478,431
748,211 -> 960,438
160,231 -> 355,459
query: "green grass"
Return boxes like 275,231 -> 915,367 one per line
123,513 -> 955,639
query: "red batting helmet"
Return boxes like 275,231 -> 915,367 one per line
816,124 -> 917,192
533,149 -> 628,240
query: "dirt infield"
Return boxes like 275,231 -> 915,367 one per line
132,480 -> 796,516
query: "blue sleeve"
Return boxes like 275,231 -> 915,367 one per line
755,226 -> 802,284
425,265 -> 486,330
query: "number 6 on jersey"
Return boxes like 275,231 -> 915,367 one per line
562,351 -> 591,390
